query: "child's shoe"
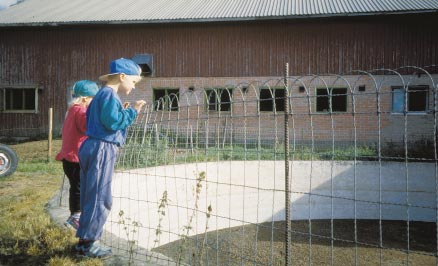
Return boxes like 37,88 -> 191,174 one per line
64,214 -> 80,230
75,240 -> 112,258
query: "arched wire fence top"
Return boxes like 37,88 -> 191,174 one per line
243,81 -> 262,100
359,68 -> 407,93
178,91 -> 198,107
305,74 -> 355,111
256,78 -> 287,114
130,66 -> 438,132
348,73 -> 377,94
294,74 -> 330,96
395,65 -> 437,89
423,64 -> 438,86
303,75 -> 331,107
256,78 -> 285,98
149,93 -> 181,122
229,81 -> 256,102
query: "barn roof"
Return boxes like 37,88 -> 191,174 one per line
0,0 -> 437,26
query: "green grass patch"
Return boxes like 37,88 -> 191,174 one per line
117,138 -> 378,170
0,140 -> 102,266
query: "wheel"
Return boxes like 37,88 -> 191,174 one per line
0,144 -> 18,178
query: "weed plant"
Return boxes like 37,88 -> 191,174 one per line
118,210 -> 141,265
154,190 -> 168,248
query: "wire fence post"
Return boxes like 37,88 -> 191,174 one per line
284,63 -> 291,266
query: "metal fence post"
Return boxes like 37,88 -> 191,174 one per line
284,63 -> 291,266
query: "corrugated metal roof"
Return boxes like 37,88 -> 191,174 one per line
0,0 -> 437,26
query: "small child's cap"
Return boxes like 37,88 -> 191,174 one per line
72,80 -> 99,97
99,58 -> 142,81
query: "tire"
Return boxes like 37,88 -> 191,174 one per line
0,144 -> 18,178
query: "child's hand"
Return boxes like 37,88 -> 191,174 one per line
123,102 -> 131,109
133,100 -> 146,113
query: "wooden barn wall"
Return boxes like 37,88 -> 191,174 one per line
0,14 -> 437,137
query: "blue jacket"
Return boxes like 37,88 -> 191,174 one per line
85,86 -> 137,146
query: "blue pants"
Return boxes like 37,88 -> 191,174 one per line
76,138 -> 118,241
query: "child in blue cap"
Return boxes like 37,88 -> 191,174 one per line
56,80 -> 99,230
75,58 -> 146,258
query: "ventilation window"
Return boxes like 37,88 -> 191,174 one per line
132,54 -> 153,76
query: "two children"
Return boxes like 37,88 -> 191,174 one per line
57,58 -> 145,258
75,58 -> 146,258
56,80 -> 99,230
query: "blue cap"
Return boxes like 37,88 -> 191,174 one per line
72,80 -> 99,97
99,58 -> 142,81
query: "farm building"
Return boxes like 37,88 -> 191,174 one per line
0,0 -> 437,151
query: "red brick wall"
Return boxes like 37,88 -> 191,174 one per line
127,74 -> 437,148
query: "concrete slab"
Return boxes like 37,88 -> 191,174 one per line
108,160 -> 436,250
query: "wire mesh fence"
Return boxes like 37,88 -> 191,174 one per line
70,66 -> 438,265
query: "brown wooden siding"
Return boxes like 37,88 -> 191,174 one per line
0,14 -> 437,137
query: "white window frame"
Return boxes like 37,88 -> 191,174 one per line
391,86 -> 429,114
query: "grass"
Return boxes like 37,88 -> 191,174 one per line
0,139 -> 103,266
117,136 -> 379,170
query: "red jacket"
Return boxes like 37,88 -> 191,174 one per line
55,104 -> 88,163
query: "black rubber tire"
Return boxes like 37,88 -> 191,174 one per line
0,144 -> 18,178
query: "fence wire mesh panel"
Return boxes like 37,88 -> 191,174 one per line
98,67 -> 438,266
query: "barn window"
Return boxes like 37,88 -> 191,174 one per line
0,86 -> 38,113
153,88 -> 179,111
391,86 -> 429,113
316,88 -> 347,112
259,87 -> 285,112
205,88 -> 233,111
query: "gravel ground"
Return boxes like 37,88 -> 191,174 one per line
154,220 -> 436,266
